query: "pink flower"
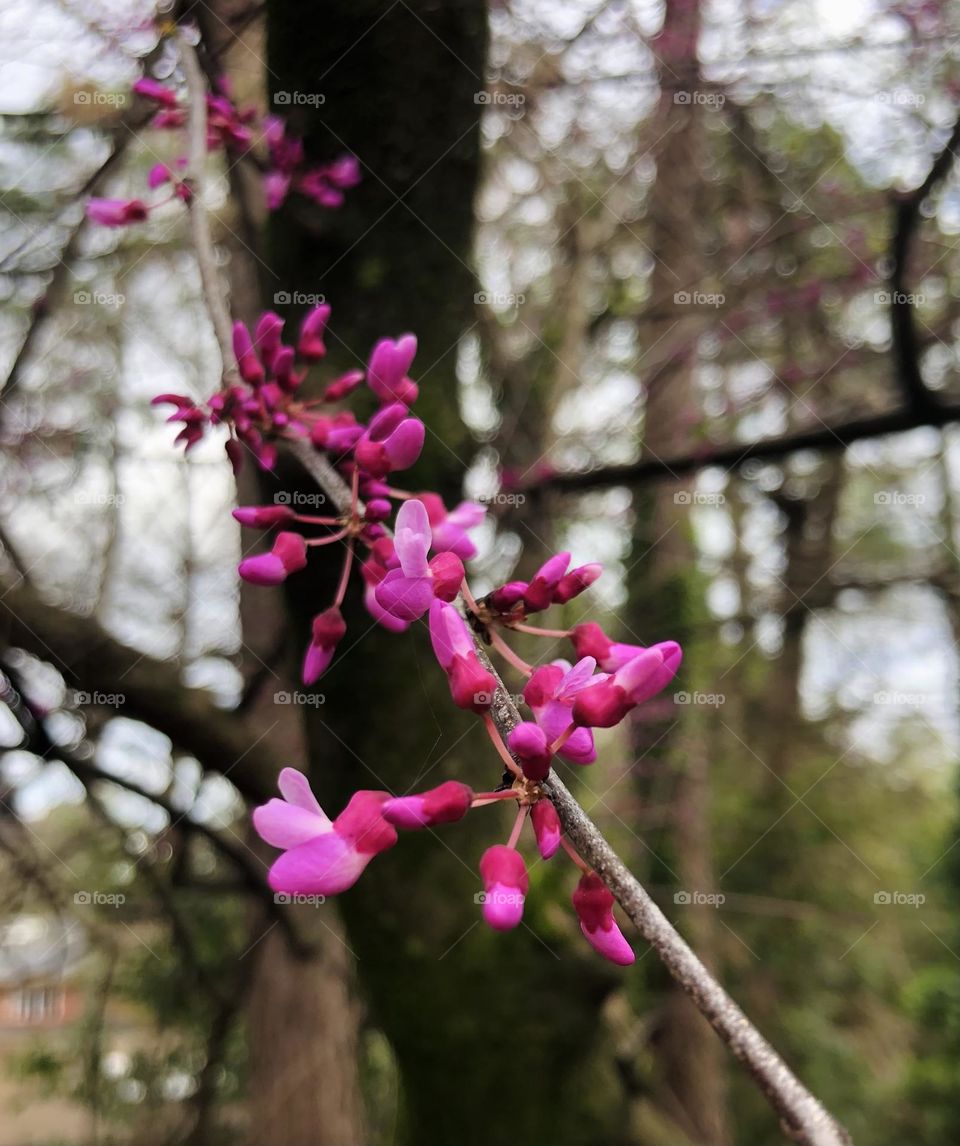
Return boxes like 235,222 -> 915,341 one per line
233,321 -> 265,385
354,403 -> 425,477
374,500 -> 464,621
531,800 -> 561,859
522,658 -> 603,765
232,505 -> 296,528
572,873 -> 634,965
238,531 -> 308,586
132,77 -> 179,108
254,769 -> 397,896
429,600 -> 497,713
419,493 -> 485,559
523,551 -> 570,612
298,305 -> 331,361
572,644 -> 682,728
507,721 -> 552,781
367,335 -> 418,405
479,845 -> 528,930
303,607 -> 347,684
382,781 -> 473,829
552,563 -> 603,604
86,198 -> 149,227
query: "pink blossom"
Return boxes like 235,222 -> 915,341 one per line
298,305 -> 331,361
479,845 -> 528,930
303,607 -> 347,684
86,198 -> 149,227
522,658 -> 603,764
570,622 -> 661,673
572,872 -> 634,965
132,77 -> 178,108
232,505 -> 296,527
238,531 -> 308,586
254,769 -> 396,896
367,335 -> 418,405
523,551 -> 570,612
374,500 -> 465,621
233,321 -> 265,385
354,403 -> 425,478
507,721 -> 552,781
382,780 -> 473,829
429,600 -> 497,712
531,800 -> 561,859
572,644 -> 682,728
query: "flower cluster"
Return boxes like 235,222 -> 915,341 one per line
151,295 -> 682,965
86,74 -> 358,228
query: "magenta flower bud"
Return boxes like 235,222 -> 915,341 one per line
364,497 -> 392,522
531,800 -> 561,859
488,580 -> 528,614
572,645 -> 681,728
225,438 -> 244,475
382,780 -> 473,829
323,370 -> 365,402
333,790 -> 398,856
355,404 -> 425,477
232,505 -> 296,527
133,76 -> 178,107
572,873 -> 634,966
238,531 -> 307,586
569,622 -> 614,665
147,163 -> 171,189
303,606 -> 347,684
507,721 -> 552,782
428,551 -> 464,602
298,304 -> 332,361
233,321 -> 265,385
254,311 -> 285,369
523,551 -> 570,612
86,197 -> 149,227
367,334 -> 418,404
552,563 -> 603,605
429,600 -> 498,712
479,845 -> 528,931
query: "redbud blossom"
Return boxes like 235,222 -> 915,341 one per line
86,198 -> 149,227
479,845 -> 528,931
570,622 -> 655,672
253,769 -> 397,896
429,600 -> 497,713
419,493 -> 486,559
375,500 -> 465,621
367,335 -> 418,405
233,321 -> 265,385
572,872 -> 634,965
297,304 -> 331,361
523,659 -> 603,765
232,505 -> 296,527
354,403 -> 425,477
552,563 -> 603,604
303,607 -> 347,684
238,531 -> 308,586
523,551 -> 570,612
382,781 -> 473,829
507,722 -> 552,781
572,644 -> 682,728
132,77 -> 179,107
531,800 -> 561,859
